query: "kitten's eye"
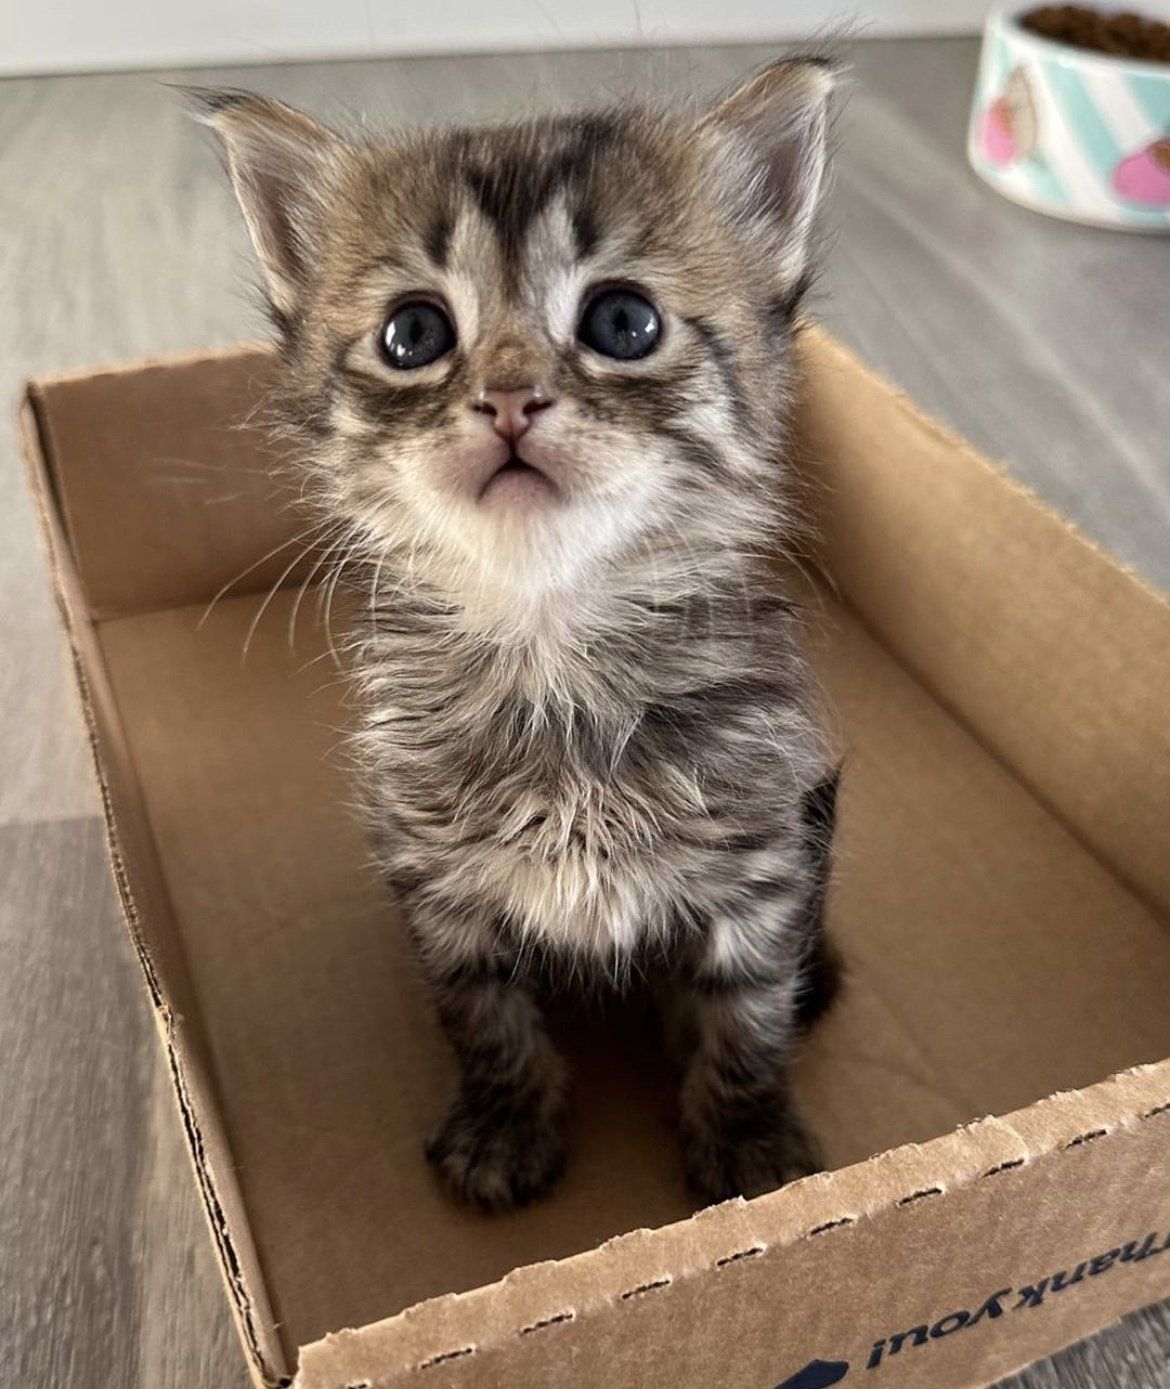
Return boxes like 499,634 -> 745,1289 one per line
379,301 -> 456,370
577,288 -> 660,361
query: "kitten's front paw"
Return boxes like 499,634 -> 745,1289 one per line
681,1105 -> 822,1204
425,1085 -> 568,1211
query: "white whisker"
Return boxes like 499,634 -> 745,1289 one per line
197,517 -> 334,631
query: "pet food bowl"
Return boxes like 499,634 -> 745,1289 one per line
969,3 -> 1170,229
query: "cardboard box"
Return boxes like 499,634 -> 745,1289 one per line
21,328 -> 1170,1389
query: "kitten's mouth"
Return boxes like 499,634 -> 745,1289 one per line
478,451 -> 559,508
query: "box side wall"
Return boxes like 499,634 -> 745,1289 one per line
297,1066 -> 1170,1389
20,396 -> 290,1389
28,347 -> 316,621
794,330 -> 1170,920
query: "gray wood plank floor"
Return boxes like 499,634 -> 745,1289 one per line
2,36 -> 1167,1389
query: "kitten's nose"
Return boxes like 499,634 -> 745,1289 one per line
472,386 -> 552,441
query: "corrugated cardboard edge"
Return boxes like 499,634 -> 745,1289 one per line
801,329 -> 1170,616
19,394 -> 291,1389
294,1061 -> 1170,1387
28,337 -> 271,390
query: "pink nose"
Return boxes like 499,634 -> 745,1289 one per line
472,386 -> 552,441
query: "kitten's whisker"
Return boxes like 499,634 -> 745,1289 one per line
320,533 -> 369,669
287,520 -> 355,650
368,546 -> 392,620
313,523 -> 361,617
240,532 -> 334,662
293,645 -> 345,678
197,517 -> 335,630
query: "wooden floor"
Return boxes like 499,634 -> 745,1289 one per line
3,36 -> 1169,1389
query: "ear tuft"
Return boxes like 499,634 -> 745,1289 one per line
186,87 -> 342,319
181,85 -> 255,118
700,57 -> 839,304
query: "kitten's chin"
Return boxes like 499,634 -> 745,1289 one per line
477,459 -> 559,511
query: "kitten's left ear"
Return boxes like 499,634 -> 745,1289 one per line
700,57 -> 838,306
188,88 -> 344,319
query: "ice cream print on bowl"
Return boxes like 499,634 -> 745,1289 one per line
1113,127 -> 1170,199
969,3 -> 1170,228
978,64 -> 1041,163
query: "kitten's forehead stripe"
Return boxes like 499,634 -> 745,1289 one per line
463,160 -> 535,267
424,209 -> 453,270
449,115 -> 628,281
571,205 -> 600,261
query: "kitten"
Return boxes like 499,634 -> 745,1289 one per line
199,56 -> 842,1209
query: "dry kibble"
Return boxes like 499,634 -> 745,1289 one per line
1022,5 -> 1170,62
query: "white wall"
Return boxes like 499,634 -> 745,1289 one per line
6,0 -> 986,77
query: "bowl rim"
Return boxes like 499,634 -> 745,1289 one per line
989,2 -> 1170,80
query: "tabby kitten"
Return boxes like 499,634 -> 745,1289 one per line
200,56 -> 841,1209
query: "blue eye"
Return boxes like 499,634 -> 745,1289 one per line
379,301 -> 456,369
577,288 -> 660,361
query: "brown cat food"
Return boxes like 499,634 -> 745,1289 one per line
1021,4 -> 1170,62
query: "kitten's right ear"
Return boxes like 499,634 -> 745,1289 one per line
699,58 -> 838,308
188,88 -> 342,318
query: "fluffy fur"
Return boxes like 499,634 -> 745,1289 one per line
201,58 -> 842,1208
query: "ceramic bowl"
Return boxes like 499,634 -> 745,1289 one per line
969,3 -> 1170,229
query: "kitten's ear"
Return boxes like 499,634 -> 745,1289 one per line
189,88 -> 342,317
700,58 -> 837,304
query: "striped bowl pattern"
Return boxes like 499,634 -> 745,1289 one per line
969,4 -> 1170,230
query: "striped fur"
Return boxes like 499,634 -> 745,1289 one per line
202,57 -> 842,1207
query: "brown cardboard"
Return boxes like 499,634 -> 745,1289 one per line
21,328 -> 1170,1389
